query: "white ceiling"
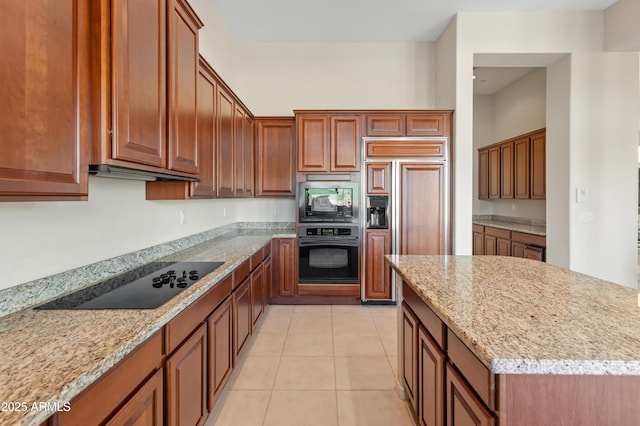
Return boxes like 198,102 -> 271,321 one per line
213,0 -> 617,42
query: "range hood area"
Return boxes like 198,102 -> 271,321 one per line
89,165 -> 199,182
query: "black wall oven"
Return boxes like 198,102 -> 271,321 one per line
298,181 -> 359,223
298,226 -> 359,283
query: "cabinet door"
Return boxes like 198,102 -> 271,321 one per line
255,119 -> 296,197
233,277 -> 252,359
484,235 -> 497,256
217,87 -> 234,197
530,131 -> 546,199
513,137 -> 530,199
251,263 -> 265,327
511,242 -> 525,258
244,115 -> 254,197
497,238 -> 511,256
477,149 -> 489,200
191,57 -> 216,198
399,163 -> 446,255
167,0 -> 201,174
366,114 -> 405,136
406,113 -> 449,137
488,147 -> 500,199
273,238 -> 297,297
500,142 -> 514,199
166,324 -> 207,426
367,162 -> 391,195
473,233 -> 485,255
402,302 -> 419,414
446,363 -> 494,426
419,327 -> 445,426
364,230 -> 392,300
297,114 -> 329,172
330,115 -> 362,171
234,105 -> 246,197
263,255 -> 273,305
207,297 -> 233,411
111,0 -> 166,168
0,0 -> 90,199
106,368 -> 163,426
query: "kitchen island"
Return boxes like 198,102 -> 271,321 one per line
386,255 -> 640,426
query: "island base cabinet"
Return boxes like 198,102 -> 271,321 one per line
166,324 -> 207,426
105,368 -> 164,426
207,297 -> 233,411
401,302 -> 419,414
446,364 -> 494,426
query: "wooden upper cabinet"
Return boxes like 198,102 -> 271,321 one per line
514,136 -> 530,199
167,0 -> 202,174
191,57 -> 216,198
478,148 -> 489,200
366,114 -> 405,136
255,118 -> 296,197
366,162 -> 391,194
406,113 -> 449,137
530,130 -> 546,199
330,115 -> 362,171
500,141 -> 514,199
488,146 -> 500,199
217,86 -> 234,197
0,0 -> 90,200
234,105 -> 246,196
101,0 -> 167,168
297,114 -> 329,172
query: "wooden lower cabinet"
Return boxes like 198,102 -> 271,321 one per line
105,368 -> 163,426
272,238 -> 297,297
472,225 -> 484,255
402,302 -> 419,413
233,277 -> 252,359
364,230 -> 392,299
446,363 -> 494,426
419,326 -> 445,426
166,323 -> 207,426
207,297 -> 233,411
483,235 -> 497,256
263,255 -> 273,304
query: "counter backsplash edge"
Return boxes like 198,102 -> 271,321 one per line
0,222 -> 295,318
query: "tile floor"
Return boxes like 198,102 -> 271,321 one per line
205,304 -> 415,426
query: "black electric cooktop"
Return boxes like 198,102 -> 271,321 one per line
35,261 -> 224,310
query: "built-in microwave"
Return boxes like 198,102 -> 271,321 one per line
298,181 -> 359,223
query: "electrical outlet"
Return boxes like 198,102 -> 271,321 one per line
223,206 -> 227,217
576,188 -> 589,203
274,205 -> 280,215
180,209 -> 186,225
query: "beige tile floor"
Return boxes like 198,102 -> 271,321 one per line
205,304 -> 415,426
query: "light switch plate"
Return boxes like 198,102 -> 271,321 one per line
578,211 -> 594,222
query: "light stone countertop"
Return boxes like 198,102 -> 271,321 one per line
472,218 -> 546,236
0,228 -> 295,426
386,255 -> 640,376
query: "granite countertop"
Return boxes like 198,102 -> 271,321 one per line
472,218 -> 546,236
386,255 -> 640,376
0,228 -> 295,426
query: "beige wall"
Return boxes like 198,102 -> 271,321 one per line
604,0 -> 640,51
235,42 -> 436,116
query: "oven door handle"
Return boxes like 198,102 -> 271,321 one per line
299,238 -> 359,247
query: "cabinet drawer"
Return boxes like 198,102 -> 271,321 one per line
403,282 -> 445,349
365,140 -> 445,159
55,331 -> 163,425
484,226 -> 510,240
472,224 -> 484,234
165,274 -> 232,354
233,258 -> 251,288
250,243 -> 269,270
447,329 -> 495,410
511,231 -> 546,247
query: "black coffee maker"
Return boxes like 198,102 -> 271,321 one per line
366,195 -> 389,229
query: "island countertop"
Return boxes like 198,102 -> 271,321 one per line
385,255 -> 640,376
